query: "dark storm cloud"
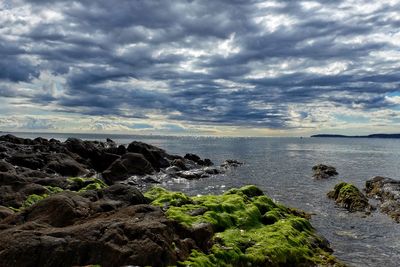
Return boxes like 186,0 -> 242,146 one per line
2,0 -> 400,129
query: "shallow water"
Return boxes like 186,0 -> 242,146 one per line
6,132 -> 400,266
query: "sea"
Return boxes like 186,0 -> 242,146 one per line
4,132 -> 400,267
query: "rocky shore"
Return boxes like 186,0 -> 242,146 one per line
0,134 -> 343,266
326,176 -> 400,222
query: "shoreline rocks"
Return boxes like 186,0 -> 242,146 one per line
0,134 -> 344,266
365,176 -> 400,222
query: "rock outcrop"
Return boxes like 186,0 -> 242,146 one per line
365,176 -> 400,222
313,164 -> 338,179
0,186 -> 206,267
327,182 -> 371,212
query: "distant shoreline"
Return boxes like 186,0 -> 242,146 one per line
311,134 -> 400,139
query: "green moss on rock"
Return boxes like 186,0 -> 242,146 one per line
67,177 -> 108,192
328,182 -> 371,212
22,194 -> 49,209
146,185 -> 344,267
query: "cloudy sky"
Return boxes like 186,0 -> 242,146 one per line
1,0 -> 400,136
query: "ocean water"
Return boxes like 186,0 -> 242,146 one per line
5,132 -> 400,267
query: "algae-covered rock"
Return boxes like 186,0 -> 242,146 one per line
328,182 -> 371,212
146,185 -> 344,267
312,164 -> 338,179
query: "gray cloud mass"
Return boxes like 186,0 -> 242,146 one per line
1,0 -> 400,132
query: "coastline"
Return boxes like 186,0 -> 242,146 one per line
0,134 -> 344,266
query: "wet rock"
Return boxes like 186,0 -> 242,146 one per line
102,153 -> 154,184
312,164 -> 338,179
221,159 -> 243,168
172,158 -> 188,170
177,170 -> 209,179
365,176 -> 400,222
327,182 -> 371,212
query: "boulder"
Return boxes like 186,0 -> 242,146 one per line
365,176 -> 400,222
102,153 -> 154,184
8,153 -> 47,170
312,164 -> 338,179
44,153 -> 88,177
127,141 -> 170,170
327,182 -> 371,212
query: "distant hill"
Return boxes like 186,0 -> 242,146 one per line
311,134 -> 400,139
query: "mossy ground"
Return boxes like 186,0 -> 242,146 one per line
145,185 -> 344,267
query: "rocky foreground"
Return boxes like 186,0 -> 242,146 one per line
0,134 -> 343,266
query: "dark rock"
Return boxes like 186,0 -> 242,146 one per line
127,141 -> 170,170
203,158 -> 213,166
177,170 -> 208,179
327,182 -> 371,212
0,134 -> 28,145
312,164 -> 338,179
6,192 -> 92,227
0,160 -> 15,173
0,172 -> 26,185
184,153 -> 201,162
0,206 -> 14,220
33,137 -> 49,145
203,167 -> 221,175
189,222 -> 214,251
20,183 -> 48,196
44,153 -> 88,177
100,184 -> 148,205
20,170 -> 50,178
0,202 -> 200,267
8,153 -> 47,170
117,144 -> 127,155
172,159 -> 188,170
221,159 -> 243,168
365,176 -> 400,222
183,154 -> 214,166
0,185 -> 26,208
102,153 -> 154,184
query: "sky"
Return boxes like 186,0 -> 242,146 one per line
1,0 -> 400,136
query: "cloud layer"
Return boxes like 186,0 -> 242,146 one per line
1,0 -> 400,135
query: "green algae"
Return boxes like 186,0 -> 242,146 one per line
328,182 -> 370,212
146,185 -> 344,267
22,194 -> 49,209
67,177 -> 108,192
